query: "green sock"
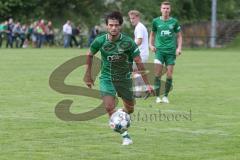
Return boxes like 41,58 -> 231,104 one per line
154,77 -> 161,97
164,78 -> 172,97
121,131 -> 131,139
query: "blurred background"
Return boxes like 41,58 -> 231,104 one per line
0,0 -> 239,48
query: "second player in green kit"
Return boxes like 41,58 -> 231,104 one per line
152,16 -> 181,65
149,1 -> 183,103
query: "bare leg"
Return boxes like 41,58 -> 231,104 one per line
122,98 -> 135,114
102,96 -> 116,117
154,63 -> 163,96
166,65 -> 174,79
164,65 -> 174,97
154,63 -> 163,77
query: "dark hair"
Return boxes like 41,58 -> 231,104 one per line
105,11 -> 123,25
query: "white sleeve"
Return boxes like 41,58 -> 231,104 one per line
135,25 -> 144,39
63,25 -> 66,33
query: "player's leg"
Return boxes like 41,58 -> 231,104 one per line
101,80 -> 132,144
122,98 -> 135,114
103,95 -> 132,145
161,65 -> 174,103
100,80 -> 117,116
102,96 -> 116,117
154,50 -> 165,103
162,54 -> 176,103
114,80 -> 134,145
132,54 -> 149,98
165,65 -> 174,95
120,98 -> 134,145
114,79 -> 135,114
137,55 -> 149,95
132,63 -> 142,98
154,60 -> 163,103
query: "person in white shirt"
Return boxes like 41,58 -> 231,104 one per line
128,10 -> 149,97
63,20 -> 72,48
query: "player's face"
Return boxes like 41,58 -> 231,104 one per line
106,19 -> 121,36
129,15 -> 139,26
161,4 -> 171,17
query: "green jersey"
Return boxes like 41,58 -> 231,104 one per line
0,24 -> 3,32
0,24 -> 6,32
152,16 -> 181,52
90,33 -> 140,81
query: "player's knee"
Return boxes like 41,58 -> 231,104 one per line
126,106 -> 134,114
105,105 -> 115,115
167,75 -> 173,79
166,71 -> 173,78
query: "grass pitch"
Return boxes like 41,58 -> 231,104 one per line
0,48 -> 239,160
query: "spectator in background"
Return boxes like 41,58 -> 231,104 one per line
21,24 -> 28,48
63,20 -> 72,48
46,21 -> 54,46
30,21 -> 38,48
0,21 -> 4,48
88,25 -> 99,47
70,24 -> 80,48
6,18 -> 14,48
36,19 -> 46,48
2,21 -> 8,47
77,25 -> 83,48
12,22 -> 24,48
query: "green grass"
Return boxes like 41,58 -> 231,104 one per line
0,48 -> 240,160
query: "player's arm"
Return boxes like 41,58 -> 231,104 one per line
134,56 -> 154,94
149,31 -> 156,52
84,51 -> 94,88
84,37 -> 101,88
176,31 -> 182,56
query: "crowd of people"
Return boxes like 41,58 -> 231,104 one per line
0,18 -> 54,48
62,20 -> 83,48
0,18 -> 86,49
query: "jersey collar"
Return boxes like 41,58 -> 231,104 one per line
106,33 -> 122,42
160,16 -> 172,21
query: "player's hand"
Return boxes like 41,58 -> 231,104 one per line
149,45 -> 156,53
146,84 -> 155,95
144,85 -> 155,100
146,85 -> 155,95
176,48 -> 182,56
84,75 -> 94,88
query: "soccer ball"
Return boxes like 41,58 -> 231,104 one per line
109,109 -> 131,133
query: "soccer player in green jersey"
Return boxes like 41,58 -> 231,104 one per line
84,11 -> 154,145
149,1 -> 183,104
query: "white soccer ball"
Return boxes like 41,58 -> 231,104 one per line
109,109 -> 131,133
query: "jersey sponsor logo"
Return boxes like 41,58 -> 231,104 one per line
118,48 -> 125,54
107,54 -> 127,62
119,41 -> 132,50
160,30 -> 171,36
103,43 -> 116,52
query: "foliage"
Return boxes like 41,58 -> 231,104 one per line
0,0 -> 239,28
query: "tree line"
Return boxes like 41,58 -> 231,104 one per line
0,0 -> 239,28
